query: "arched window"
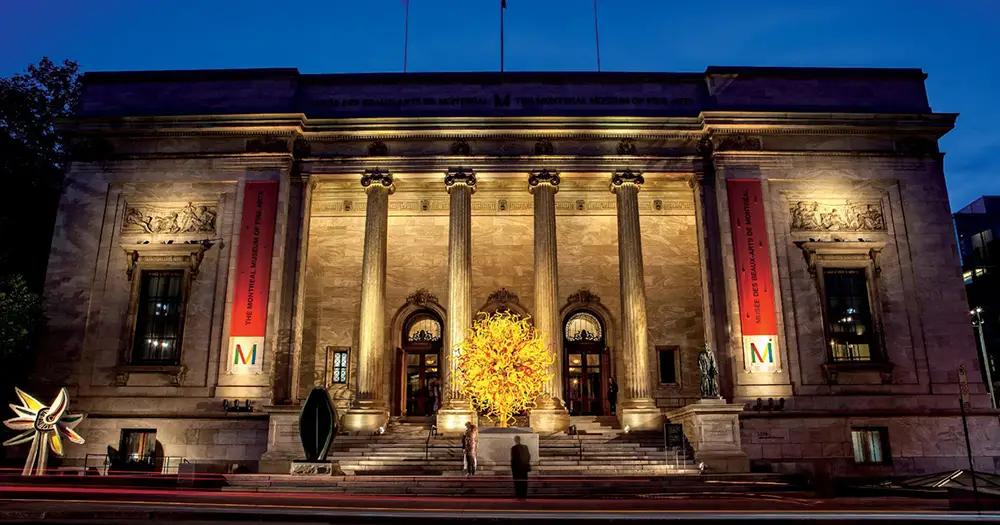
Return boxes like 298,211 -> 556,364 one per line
406,313 -> 442,343
564,311 -> 603,343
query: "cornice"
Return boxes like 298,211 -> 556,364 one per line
702,111 -> 956,137
60,111 -> 957,139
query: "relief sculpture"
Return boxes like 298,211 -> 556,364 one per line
789,201 -> 885,232
123,202 -> 218,234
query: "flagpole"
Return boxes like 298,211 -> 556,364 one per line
500,0 -> 505,72
403,0 -> 410,73
594,0 -> 602,72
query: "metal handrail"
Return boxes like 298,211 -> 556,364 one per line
83,454 -> 185,475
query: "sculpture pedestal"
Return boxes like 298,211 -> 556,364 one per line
259,405 -> 301,474
477,427 -> 539,468
290,461 -> 341,476
664,399 -> 749,473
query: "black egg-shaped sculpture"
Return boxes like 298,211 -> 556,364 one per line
299,387 -> 337,462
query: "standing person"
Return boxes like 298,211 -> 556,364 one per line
462,422 -> 478,476
607,377 -> 619,415
510,436 -> 531,499
429,376 -> 441,414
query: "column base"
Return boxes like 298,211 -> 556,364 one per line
436,405 -> 477,435
341,407 -> 388,433
619,401 -> 663,431
529,403 -> 571,433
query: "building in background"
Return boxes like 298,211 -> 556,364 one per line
955,196 -> 1000,405
26,66 -> 1000,478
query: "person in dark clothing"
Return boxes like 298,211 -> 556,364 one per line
608,377 -> 619,415
510,435 -> 532,499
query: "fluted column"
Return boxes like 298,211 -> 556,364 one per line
527,170 -> 572,432
437,167 -> 478,433
611,169 -> 661,430
342,169 -> 394,431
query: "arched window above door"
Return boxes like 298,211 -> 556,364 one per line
406,313 -> 442,342
564,311 -> 603,343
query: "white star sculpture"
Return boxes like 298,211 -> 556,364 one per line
3,387 -> 85,475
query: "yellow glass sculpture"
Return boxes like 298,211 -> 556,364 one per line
454,311 -> 554,428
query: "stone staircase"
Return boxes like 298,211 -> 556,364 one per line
328,415 -> 697,476
329,417 -> 463,476
535,416 -> 698,476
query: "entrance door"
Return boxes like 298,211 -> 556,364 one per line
404,345 -> 439,416
563,311 -> 608,416
398,311 -> 444,417
566,346 -> 605,415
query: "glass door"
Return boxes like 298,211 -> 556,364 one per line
405,350 -> 439,416
566,350 -> 604,416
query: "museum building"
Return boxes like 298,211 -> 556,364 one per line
31,66 -> 1000,477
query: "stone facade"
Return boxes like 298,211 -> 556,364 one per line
27,67 -> 997,477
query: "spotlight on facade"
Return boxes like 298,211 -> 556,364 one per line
223,399 -> 253,413
624,425 -> 631,434
377,426 -> 386,435
699,461 -> 706,473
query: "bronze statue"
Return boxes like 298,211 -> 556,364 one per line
698,344 -> 720,399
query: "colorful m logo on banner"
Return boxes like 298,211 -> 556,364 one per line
234,344 -> 257,366
751,341 -> 774,364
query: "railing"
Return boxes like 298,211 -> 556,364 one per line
83,454 -> 186,475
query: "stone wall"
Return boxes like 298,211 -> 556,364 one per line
741,414 -> 1000,476
68,416 -> 269,469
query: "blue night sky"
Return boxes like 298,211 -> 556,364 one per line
2,0 -> 997,210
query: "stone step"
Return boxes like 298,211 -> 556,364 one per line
222,474 -> 799,497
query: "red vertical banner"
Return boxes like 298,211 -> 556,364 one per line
727,179 -> 779,373
228,180 -> 279,374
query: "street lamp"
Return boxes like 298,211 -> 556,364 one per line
971,307 -> 996,408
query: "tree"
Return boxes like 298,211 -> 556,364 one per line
0,57 -> 81,290
454,311 -> 554,428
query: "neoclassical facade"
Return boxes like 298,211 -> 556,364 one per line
34,67 -> 1000,477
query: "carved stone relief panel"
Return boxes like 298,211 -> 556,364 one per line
788,200 -> 886,232
122,202 -> 218,235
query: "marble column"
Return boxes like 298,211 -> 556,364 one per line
611,169 -> 661,430
437,167 -> 478,433
342,169 -> 394,432
527,169 -> 572,432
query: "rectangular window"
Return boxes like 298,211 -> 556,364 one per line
132,270 -> 185,365
851,427 -> 889,465
823,268 -> 875,362
658,348 -> 677,384
332,349 -> 349,384
119,429 -> 156,460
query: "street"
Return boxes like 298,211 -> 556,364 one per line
0,480 -> 998,524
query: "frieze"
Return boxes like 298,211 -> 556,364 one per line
789,200 -> 886,232
717,134 -> 762,152
312,195 -> 690,216
122,202 -> 218,235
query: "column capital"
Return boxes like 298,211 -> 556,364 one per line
610,169 -> 644,193
445,167 -> 477,194
528,169 -> 560,193
361,168 -> 395,194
